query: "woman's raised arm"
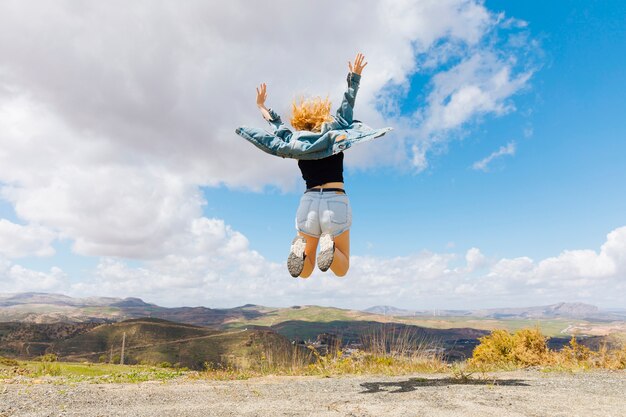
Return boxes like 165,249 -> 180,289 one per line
337,53 -> 368,126
254,82 -> 292,140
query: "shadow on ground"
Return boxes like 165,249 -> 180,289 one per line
360,378 -> 530,393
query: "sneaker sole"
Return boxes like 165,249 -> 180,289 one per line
288,236 -> 306,277
317,233 -> 335,272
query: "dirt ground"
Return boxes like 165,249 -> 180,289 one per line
1,370 -> 625,417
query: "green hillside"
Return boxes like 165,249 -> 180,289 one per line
223,305 -> 394,327
52,318 -> 293,370
220,305 -> 592,338
0,321 -> 100,357
290,320 -> 483,341
390,316 -> 579,337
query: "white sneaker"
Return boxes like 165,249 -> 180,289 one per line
317,233 -> 335,272
287,235 -> 307,277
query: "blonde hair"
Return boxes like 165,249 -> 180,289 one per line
290,96 -> 333,132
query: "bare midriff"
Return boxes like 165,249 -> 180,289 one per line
317,181 -> 344,189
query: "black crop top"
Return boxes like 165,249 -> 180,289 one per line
298,152 -> 344,189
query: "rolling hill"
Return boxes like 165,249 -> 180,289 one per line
1,317 -> 295,370
2,293 -> 625,341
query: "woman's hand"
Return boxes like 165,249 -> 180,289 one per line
255,82 -> 272,121
256,83 -> 267,108
348,52 -> 368,75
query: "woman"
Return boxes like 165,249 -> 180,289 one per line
239,53 -> 386,278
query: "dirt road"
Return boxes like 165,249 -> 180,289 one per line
1,370 -> 625,417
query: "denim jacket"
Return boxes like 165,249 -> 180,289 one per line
235,73 -> 393,160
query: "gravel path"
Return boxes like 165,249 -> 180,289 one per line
1,370 -> 625,417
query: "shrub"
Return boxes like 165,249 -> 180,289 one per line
470,327 -> 552,368
157,361 -> 173,369
559,336 -> 592,366
36,361 -> 62,376
36,353 -> 58,362
0,356 -> 20,367
615,344 -> 626,369
470,328 -> 626,371
556,337 -> 626,370
470,329 -> 515,367
511,328 -> 551,366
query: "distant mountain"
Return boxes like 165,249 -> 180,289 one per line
364,306 -> 416,316
467,302 -> 603,319
0,292 -> 266,326
109,297 -> 154,308
0,292 -> 152,308
363,302 -> 620,320
487,302 -> 600,319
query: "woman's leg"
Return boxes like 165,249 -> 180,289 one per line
299,232 -> 319,278
330,229 -> 350,277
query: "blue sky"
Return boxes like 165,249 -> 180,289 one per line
0,1 -> 624,309
205,1 -> 626,262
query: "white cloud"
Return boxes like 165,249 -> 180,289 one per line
2,224 -> 623,309
464,247 -> 487,272
0,0 -> 537,260
481,226 -> 626,303
0,0 -> 515,189
0,219 -> 56,258
407,52 -> 531,172
46,226 -> 624,309
472,141 -> 516,171
69,217 -> 284,306
0,2 -> 612,315
0,259 -> 67,293
423,56 -> 528,132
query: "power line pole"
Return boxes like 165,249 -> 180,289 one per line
120,332 -> 126,365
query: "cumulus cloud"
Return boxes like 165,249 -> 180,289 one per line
480,226 -> 626,304
0,96 -> 203,259
0,219 -> 56,258
472,141 -> 516,171
405,51 -> 531,172
0,1 -> 537,257
0,259 -> 67,293
0,0 -> 523,189
464,247 -> 487,272
4,224 -> 622,309
0,1 -> 611,313
69,217 -> 284,306
52,226 -> 626,309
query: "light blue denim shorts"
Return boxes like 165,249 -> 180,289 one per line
295,190 -> 352,238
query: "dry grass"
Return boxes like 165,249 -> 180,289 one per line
468,327 -> 626,371
195,324 -> 447,379
553,337 -> 626,370
5,326 -> 624,383
0,356 -> 20,367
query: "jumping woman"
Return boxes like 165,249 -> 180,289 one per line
236,53 -> 392,278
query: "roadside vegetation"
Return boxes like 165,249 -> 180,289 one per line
0,353 -> 187,383
196,326 -> 626,379
467,327 -> 626,371
1,327 -> 625,383
236,325 -> 447,378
